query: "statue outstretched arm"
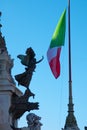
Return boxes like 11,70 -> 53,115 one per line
36,56 -> 44,64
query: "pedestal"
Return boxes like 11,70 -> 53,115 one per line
0,84 -> 22,130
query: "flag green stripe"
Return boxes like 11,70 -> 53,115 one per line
50,9 -> 66,48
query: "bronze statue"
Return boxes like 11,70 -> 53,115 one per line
9,47 -> 43,126
9,88 -> 39,119
15,47 -> 43,88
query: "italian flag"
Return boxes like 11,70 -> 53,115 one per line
47,9 -> 66,78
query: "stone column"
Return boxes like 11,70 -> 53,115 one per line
0,84 -> 22,130
0,33 -> 22,130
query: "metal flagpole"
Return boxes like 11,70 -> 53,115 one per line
68,0 -> 73,113
64,0 -> 78,128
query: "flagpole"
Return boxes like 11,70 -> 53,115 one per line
64,0 -> 78,128
68,0 -> 73,112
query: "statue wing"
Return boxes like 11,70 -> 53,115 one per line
17,54 -> 28,66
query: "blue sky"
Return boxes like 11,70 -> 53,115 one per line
0,0 -> 87,130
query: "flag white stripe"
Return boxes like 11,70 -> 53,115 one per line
47,47 -> 58,62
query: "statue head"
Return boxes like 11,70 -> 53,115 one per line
26,113 -> 41,126
26,47 -> 35,58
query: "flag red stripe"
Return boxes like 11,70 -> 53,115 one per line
49,48 -> 61,78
